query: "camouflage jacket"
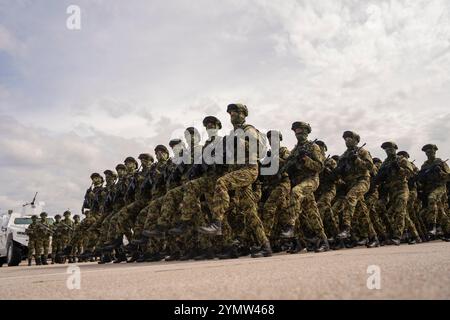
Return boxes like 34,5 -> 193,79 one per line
418,158 -> 450,189
378,156 -> 413,190
337,146 -> 373,183
286,140 -> 324,183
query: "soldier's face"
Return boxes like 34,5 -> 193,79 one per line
105,175 -> 116,185
425,149 -> 436,158
117,168 -> 126,177
206,123 -> 219,138
345,137 -> 358,148
230,111 -> 245,125
140,159 -> 151,168
125,161 -> 136,172
55,217 -> 61,222
92,176 -> 102,186
294,128 -> 308,142
385,147 -> 397,157
156,151 -> 168,161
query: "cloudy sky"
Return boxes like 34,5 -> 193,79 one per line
1,0 -> 449,214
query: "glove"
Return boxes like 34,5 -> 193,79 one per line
349,153 -> 358,162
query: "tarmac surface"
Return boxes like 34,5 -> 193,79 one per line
0,241 -> 449,299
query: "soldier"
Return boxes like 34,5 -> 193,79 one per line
38,212 -> 51,265
129,144 -> 172,262
26,215 -> 42,266
142,138 -> 194,261
315,153 -> 340,244
397,151 -> 424,244
365,157 -> 388,245
50,214 -> 61,264
59,210 -> 74,262
198,104 -> 272,258
168,117 -> 225,260
96,163 -> 129,263
69,214 -> 83,263
334,131 -> 376,247
259,130 -> 291,249
417,144 -> 450,241
375,142 -> 416,245
105,153 -> 155,262
279,122 -> 329,253
79,172 -> 106,260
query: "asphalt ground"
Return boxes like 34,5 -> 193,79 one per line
0,241 -> 449,299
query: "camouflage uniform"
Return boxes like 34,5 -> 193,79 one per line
376,142 -> 415,240
38,212 -> 51,264
260,136 -> 291,239
335,131 -> 374,242
316,158 -> 340,238
285,122 -> 329,251
26,216 -> 42,265
111,154 -> 155,243
417,144 -> 450,237
199,104 -> 270,258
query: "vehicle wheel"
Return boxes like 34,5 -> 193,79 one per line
6,240 -> 22,266
0,257 -> 6,267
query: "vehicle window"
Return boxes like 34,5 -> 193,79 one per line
14,218 -> 32,225
46,218 -> 54,225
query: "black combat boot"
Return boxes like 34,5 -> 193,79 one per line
165,251 -> 181,261
217,245 -> 239,259
287,238 -> 306,254
356,238 -> 368,246
367,236 -> 380,248
280,225 -> 295,239
198,220 -> 222,236
391,237 -> 401,246
136,252 -> 152,263
251,241 -> 273,258
28,258 -> 32,266
168,221 -> 190,236
147,252 -> 164,262
98,253 -> 112,264
127,251 -> 141,263
35,256 -> 42,266
428,223 -> 437,238
194,248 -> 215,260
41,255 -> 48,265
315,238 -> 330,253
179,249 -> 198,261
337,226 -> 351,240
113,250 -> 127,263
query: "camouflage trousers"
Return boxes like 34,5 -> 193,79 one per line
317,187 -> 339,238
179,176 -> 217,250
340,178 -> 370,232
365,190 -> 387,237
408,189 -> 426,237
27,238 -> 43,258
383,185 -> 409,239
52,236 -> 69,255
40,237 -> 50,256
108,199 -> 148,242
422,185 -> 450,232
288,176 -> 327,240
70,233 -> 83,256
262,180 -> 291,238
212,165 -> 268,246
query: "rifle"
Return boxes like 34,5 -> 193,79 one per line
60,221 -> 74,231
37,221 -> 54,235
279,139 -> 318,177
335,143 -> 367,175
417,159 -> 449,183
